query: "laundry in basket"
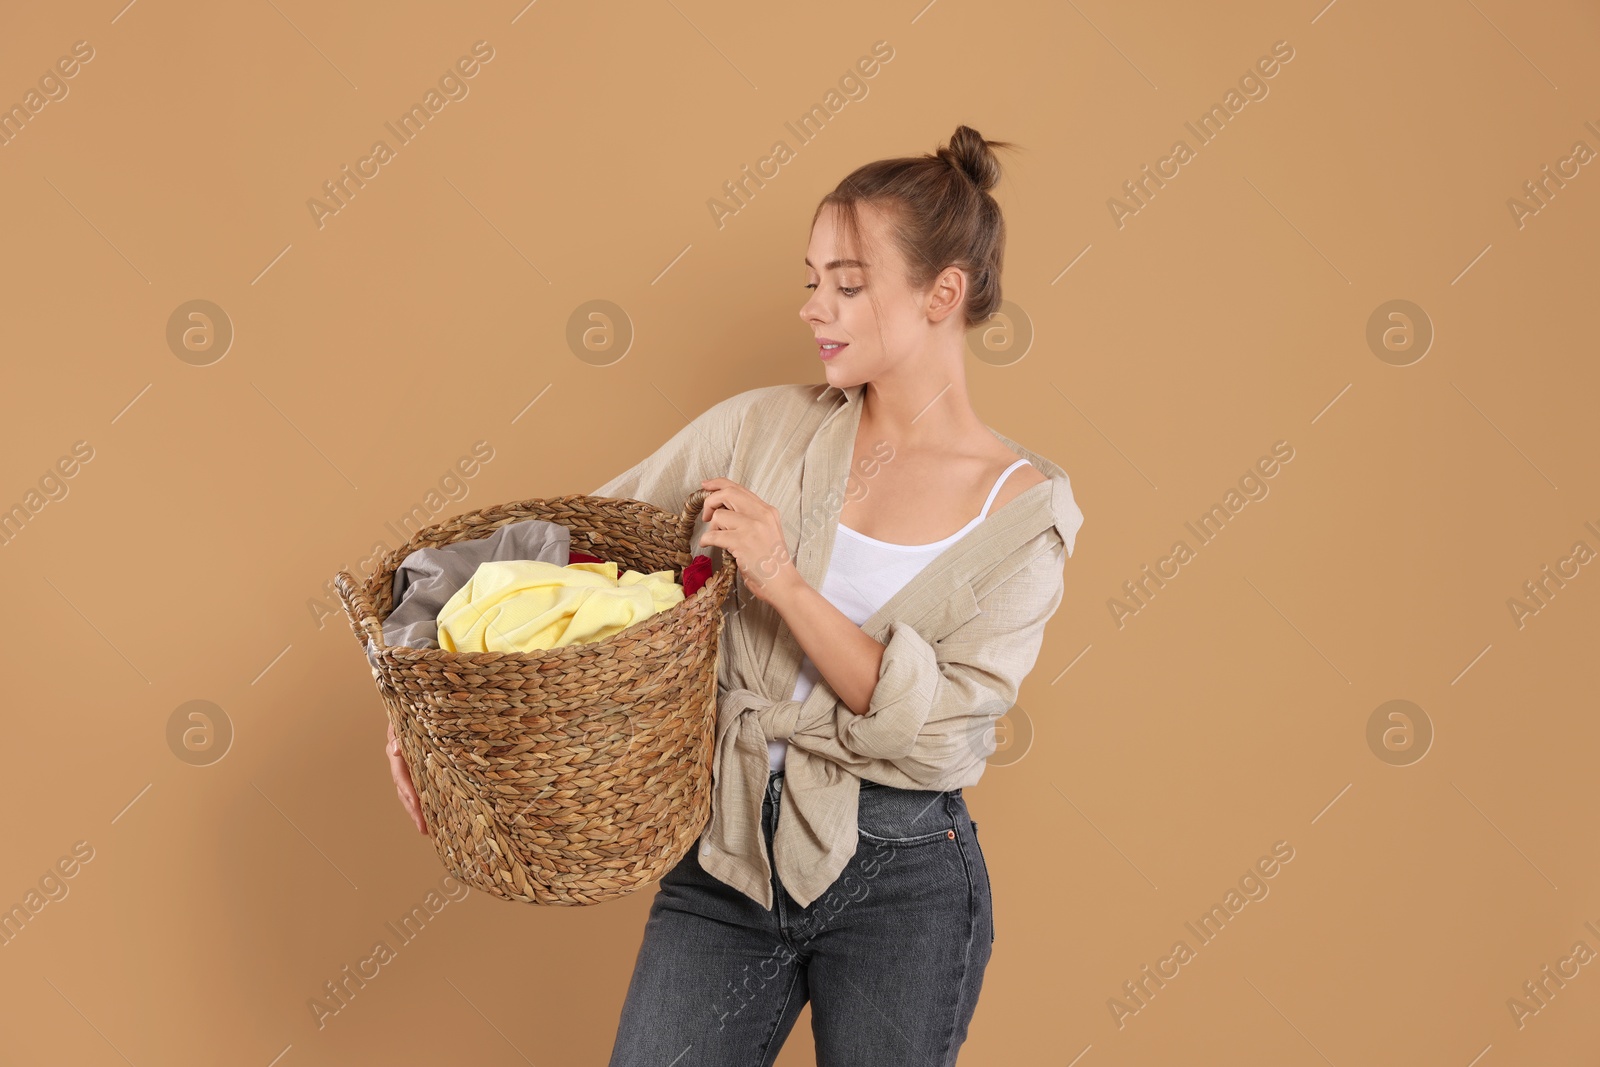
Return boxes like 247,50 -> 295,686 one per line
434,558 -> 686,654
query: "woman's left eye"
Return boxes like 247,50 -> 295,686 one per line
839,286 -> 861,296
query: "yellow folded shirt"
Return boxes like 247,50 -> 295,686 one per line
436,559 -> 685,654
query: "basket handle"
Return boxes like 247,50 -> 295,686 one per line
680,488 -> 739,590
335,569 -> 385,653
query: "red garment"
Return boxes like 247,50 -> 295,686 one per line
567,550 -> 713,597
681,553 -> 712,597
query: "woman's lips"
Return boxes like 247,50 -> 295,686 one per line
818,342 -> 848,360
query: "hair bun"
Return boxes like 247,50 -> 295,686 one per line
939,125 -> 1004,193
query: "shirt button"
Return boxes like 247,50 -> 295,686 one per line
700,843 -> 711,855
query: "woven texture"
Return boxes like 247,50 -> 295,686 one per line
334,490 -> 735,906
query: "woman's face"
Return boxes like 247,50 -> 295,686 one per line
799,201 -> 937,390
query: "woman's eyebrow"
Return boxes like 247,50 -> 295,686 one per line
803,257 -> 869,270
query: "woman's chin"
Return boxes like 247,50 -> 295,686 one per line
820,359 -> 856,385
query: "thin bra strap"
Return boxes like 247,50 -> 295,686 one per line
978,458 -> 1033,519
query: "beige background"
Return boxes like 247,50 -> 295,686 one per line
2,0 -> 1596,1063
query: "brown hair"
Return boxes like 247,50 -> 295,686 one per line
813,125 -> 1016,330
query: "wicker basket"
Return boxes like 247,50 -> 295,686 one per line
334,490 -> 736,906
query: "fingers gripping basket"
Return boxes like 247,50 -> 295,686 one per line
334,491 -> 736,907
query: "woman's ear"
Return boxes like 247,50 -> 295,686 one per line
925,265 -> 966,324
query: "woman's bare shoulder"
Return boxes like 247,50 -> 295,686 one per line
988,447 -> 1050,513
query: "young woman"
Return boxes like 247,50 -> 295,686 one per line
388,125 -> 1085,1066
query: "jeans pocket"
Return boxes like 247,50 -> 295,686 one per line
856,785 -> 957,847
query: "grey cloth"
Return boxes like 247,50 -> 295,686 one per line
365,519 -> 572,667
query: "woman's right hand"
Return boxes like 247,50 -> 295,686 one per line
386,719 -> 429,835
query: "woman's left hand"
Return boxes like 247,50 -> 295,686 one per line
697,477 -> 800,603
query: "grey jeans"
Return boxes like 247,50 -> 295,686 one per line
607,770 -> 995,1066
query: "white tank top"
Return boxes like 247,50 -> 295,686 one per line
768,458 -> 1033,772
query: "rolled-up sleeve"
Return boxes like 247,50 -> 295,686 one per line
721,533 -> 1071,793
831,534 -> 1068,787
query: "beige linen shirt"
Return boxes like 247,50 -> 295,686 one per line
592,381 -> 1084,910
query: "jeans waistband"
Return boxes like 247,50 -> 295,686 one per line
766,769 -> 961,800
